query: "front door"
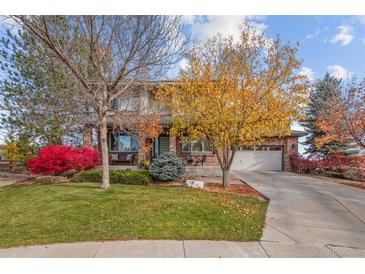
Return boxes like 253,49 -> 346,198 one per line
158,136 -> 170,155
152,135 -> 170,158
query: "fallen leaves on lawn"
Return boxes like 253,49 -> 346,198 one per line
203,183 -> 266,200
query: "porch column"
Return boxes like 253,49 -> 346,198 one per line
284,136 -> 298,172
138,137 -> 146,162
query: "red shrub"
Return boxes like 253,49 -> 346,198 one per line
28,145 -> 100,175
290,153 -> 365,181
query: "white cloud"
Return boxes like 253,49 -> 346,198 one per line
165,58 -> 189,79
327,65 -> 353,80
178,58 -> 188,71
299,67 -> 314,81
304,30 -> 320,40
186,16 -> 267,42
330,25 -> 354,46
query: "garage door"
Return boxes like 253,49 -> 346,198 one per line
231,145 -> 283,171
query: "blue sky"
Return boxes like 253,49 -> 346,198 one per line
182,15 -> 365,81
181,16 -> 365,154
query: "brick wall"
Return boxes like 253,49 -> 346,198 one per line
169,136 -> 177,154
262,136 -> 298,171
172,136 -> 299,171
137,137 -> 147,162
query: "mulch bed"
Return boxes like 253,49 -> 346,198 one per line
152,177 -> 267,200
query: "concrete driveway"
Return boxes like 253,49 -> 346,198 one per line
234,171 -> 365,257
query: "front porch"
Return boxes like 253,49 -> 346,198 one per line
105,130 -> 215,167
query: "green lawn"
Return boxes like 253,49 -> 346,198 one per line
0,183 -> 268,248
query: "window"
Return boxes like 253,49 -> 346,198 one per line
255,146 -> 270,151
181,140 -> 212,153
112,97 -> 140,111
191,141 -> 203,152
240,146 -> 254,151
270,146 -> 282,151
109,133 -> 139,152
239,145 -> 282,151
181,143 -> 191,153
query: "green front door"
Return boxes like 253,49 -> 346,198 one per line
159,136 -> 170,155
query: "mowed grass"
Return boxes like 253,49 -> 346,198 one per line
0,183 -> 268,248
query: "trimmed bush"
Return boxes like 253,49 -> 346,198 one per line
149,152 -> 185,181
72,169 -> 151,185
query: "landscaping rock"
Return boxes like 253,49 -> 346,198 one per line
185,180 -> 204,189
35,176 -> 69,185
61,169 -> 78,177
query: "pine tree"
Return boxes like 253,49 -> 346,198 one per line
0,27 -> 85,147
301,73 -> 357,157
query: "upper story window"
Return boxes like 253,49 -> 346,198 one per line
181,140 -> 213,153
109,133 -> 139,152
111,97 -> 140,111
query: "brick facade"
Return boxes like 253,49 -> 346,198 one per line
99,128 -> 299,171
173,136 -> 299,171
137,137 -> 147,162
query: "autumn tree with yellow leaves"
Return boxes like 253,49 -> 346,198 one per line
156,24 -> 309,188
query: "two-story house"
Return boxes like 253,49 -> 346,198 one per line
83,82 -> 306,172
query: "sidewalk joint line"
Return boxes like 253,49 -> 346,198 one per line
267,223 -> 299,244
93,242 -> 104,258
311,190 -> 365,226
259,242 -> 270,258
325,244 -> 342,258
182,240 -> 187,258
332,197 -> 365,226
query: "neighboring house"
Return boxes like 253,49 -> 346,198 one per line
83,82 -> 306,172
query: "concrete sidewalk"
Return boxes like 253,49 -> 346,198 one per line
1,239 -> 358,258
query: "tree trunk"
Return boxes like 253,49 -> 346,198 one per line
99,115 -> 110,190
222,167 -> 230,188
83,124 -> 93,147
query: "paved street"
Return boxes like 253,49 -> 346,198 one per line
1,172 -> 364,257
